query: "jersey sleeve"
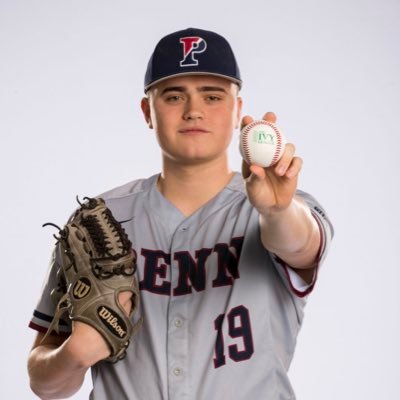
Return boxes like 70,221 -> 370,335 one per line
28,244 -> 72,335
271,190 -> 334,298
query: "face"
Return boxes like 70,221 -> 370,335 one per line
141,75 -> 242,166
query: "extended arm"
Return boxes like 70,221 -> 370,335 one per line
243,112 -> 320,282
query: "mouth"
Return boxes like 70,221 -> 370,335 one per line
179,128 -> 209,135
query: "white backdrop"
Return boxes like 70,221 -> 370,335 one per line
1,0 -> 399,398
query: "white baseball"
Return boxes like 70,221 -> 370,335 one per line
239,120 -> 286,167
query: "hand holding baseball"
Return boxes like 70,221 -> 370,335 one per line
241,112 -> 303,215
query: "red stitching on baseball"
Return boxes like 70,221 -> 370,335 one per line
241,126 -> 252,164
241,121 -> 283,167
242,121 -> 268,164
267,122 -> 282,166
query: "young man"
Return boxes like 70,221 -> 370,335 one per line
28,28 -> 333,399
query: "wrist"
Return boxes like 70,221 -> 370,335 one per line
259,198 -> 320,267
257,198 -> 299,220
63,322 -> 111,369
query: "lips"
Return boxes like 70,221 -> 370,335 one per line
179,127 -> 209,135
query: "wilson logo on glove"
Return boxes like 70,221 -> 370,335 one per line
72,278 -> 91,299
98,306 -> 128,338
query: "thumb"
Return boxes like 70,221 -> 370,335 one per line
242,162 -> 266,181
247,165 -> 266,181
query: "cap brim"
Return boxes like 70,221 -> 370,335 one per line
144,71 -> 242,92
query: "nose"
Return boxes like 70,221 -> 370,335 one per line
183,97 -> 204,121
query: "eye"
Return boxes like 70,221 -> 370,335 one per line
165,95 -> 184,103
205,95 -> 222,102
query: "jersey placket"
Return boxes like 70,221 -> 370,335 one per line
167,222 -> 191,400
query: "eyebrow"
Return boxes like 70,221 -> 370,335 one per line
160,86 -> 228,95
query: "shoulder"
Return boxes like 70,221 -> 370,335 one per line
97,174 -> 159,201
94,174 -> 159,221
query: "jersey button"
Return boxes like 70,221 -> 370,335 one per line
173,367 -> 182,376
174,318 -> 183,328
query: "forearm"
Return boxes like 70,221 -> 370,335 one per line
28,341 -> 89,399
259,196 -> 320,269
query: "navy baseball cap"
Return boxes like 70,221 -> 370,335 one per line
144,28 -> 242,92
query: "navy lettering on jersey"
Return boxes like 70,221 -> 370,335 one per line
213,313 -> 226,368
212,237 -> 244,287
173,248 -> 213,296
139,237 -> 244,296
228,305 -> 254,362
139,249 -> 171,295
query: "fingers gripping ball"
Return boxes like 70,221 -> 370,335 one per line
240,120 -> 286,167
42,197 -> 142,363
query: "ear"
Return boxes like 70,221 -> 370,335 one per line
141,97 -> 153,129
235,97 -> 243,129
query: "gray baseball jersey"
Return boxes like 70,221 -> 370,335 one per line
30,172 -> 333,400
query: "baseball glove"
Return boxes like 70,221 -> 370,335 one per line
42,197 -> 142,363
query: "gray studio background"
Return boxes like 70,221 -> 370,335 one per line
1,0 -> 399,398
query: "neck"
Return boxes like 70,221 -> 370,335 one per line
157,156 -> 234,216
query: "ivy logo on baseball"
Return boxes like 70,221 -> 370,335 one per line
239,120 -> 286,167
252,130 -> 275,145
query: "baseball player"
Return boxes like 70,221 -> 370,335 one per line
28,28 -> 333,399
